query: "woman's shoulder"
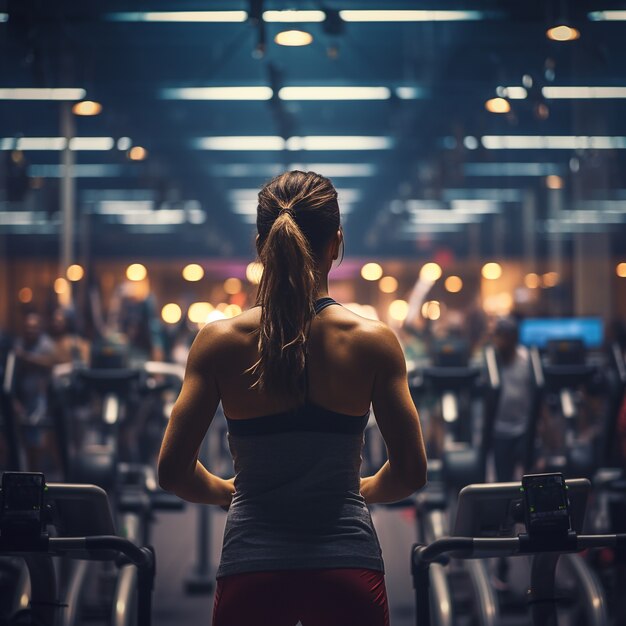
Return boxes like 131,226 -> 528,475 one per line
321,305 -> 402,355
192,308 -> 259,356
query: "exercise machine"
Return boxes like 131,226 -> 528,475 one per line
0,471 -> 156,626
412,473 -> 623,626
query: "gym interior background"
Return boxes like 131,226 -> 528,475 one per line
1,1 -> 626,625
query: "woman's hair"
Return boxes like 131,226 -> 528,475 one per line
249,170 -> 340,398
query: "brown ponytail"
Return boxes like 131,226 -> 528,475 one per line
248,171 -> 340,398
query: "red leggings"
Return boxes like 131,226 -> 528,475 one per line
212,568 -> 389,626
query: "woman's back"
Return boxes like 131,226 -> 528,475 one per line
214,298 -> 386,577
212,301 -> 381,420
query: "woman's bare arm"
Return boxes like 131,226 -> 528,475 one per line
158,323 -> 235,506
360,324 -> 427,504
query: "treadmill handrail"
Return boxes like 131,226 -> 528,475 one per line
483,345 -> 500,391
3,350 -> 16,394
1,536 -> 155,626
413,533 -> 624,566
530,346 -> 545,388
612,342 -> 626,384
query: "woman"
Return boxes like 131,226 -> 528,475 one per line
158,171 -> 427,626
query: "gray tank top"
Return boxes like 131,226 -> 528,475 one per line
216,298 -> 384,578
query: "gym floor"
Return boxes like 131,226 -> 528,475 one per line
151,505 -> 417,625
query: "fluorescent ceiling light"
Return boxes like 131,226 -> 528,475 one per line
410,212 -> 482,224
0,211 -> 47,226
542,86 -> 626,99
450,199 -> 500,214
464,163 -> 563,176
339,10 -> 484,22
498,86 -> 527,99
263,10 -> 325,22
289,163 -> 377,177
443,188 -> 523,201
395,87 -> 425,99
98,201 -> 154,215
211,164 -> 283,177
588,11 -> 626,21
107,11 -> 247,22
162,87 -> 272,100
286,136 -> 393,150
1,137 -> 67,151
278,86 -> 390,100
210,163 -> 377,177
69,137 -> 114,150
0,88 -> 86,100
401,224 -> 464,234
0,14 -> 8,22
197,136 -> 393,151
119,210 -> 186,225
481,135 -> 626,150
1,137 -> 114,151
29,164 -> 124,178
198,136 -> 285,150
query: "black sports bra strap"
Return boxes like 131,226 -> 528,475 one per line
313,296 -> 341,315
304,297 -> 342,403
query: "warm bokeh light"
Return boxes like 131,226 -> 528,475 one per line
388,299 -> 409,322
246,261 -> 264,284
481,262 -> 502,280
223,304 -> 242,318
126,263 -> 147,281
483,293 -> 514,315
419,262 -> 442,282
18,287 -> 33,303
545,175 -> 564,189
224,277 -> 242,294
188,302 -> 213,324
485,97 -> 510,113
444,275 -> 463,293
161,303 -> 182,324
421,300 -> 441,321
54,278 -> 69,294
343,303 -> 378,320
379,276 -> 398,293
129,146 -> 148,161
617,262 -> 626,278
72,100 -> 102,116
542,271 -> 559,287
546,25 -> 580,41
182,263 -> 204,282
274,30 -> 313,46
206,309 -> 227,324
66,264 -> 84,281
524,273 -> 541,289
361,262 -> 384,281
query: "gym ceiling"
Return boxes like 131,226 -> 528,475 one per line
1,0 -> 625,260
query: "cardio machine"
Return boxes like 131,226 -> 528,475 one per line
409,338 -> 501,626
520,318 -> 606,478
48,356 -> 184,624
0,471 -> 155,626
413,473 -> 624,626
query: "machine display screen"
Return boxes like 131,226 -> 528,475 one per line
519,318 -> 603,349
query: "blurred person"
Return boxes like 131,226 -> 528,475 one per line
50,307 -> 90,365
109,284 -> 165,365
491,317 -> 533,481
12,312 -> 59,472
159,171 -> 427,626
